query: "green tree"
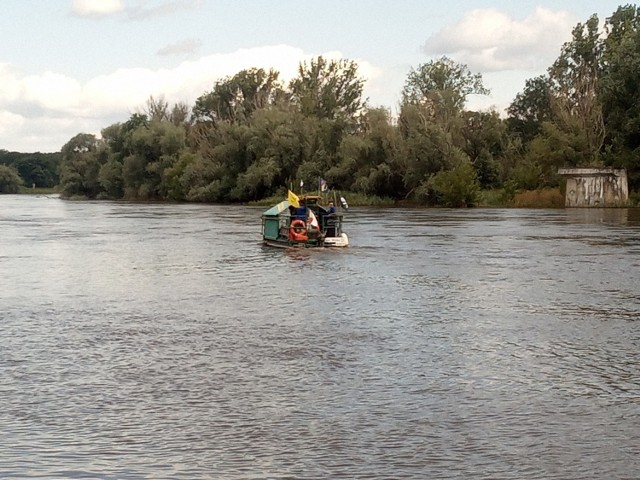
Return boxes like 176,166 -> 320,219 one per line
507,13 -> 609,192
190,122 -> 255,201
507,75 -> 553,143
522,121 -> 591,188
548,14 -> 605,164
402,56 -> 490,118
144,96 -> 191,127
289,56 -> 366,123
426,156 -> 480,207
193,68 -> 282,125
98,159 -> 124,199
0,151 -> 60,188
59,133 -> 103,198
338,107 -> 404,197
162,152 -> 200,201
398,103 -> 449,195
243,107 -> 307,194
121,120 -> 187,199
232,157 -> 280,200
0,164 -> 22,193
600,5 -> 640,187
461,110 -> 507,189
398,58 -> 490,202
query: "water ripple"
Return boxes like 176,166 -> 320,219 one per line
1,197 -> 639,478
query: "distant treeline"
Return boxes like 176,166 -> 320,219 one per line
0,150 -> 60,192
5,5 -> 640,206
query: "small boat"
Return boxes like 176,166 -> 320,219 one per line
261,195 -> 349,248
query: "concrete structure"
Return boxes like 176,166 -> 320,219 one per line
558,168 -> 628,207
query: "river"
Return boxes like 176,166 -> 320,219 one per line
1,194 -> 639,479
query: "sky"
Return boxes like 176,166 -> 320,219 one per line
0,0 -> 627,153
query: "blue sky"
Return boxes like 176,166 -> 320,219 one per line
0,0 -> 627,152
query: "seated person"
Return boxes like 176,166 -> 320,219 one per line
326,201 -> 336,214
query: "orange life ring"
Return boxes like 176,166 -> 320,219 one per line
289,219 -> 308,241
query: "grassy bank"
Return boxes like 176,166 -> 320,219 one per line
40,186 -> 640,208
248,192 -> 397,207
251,189 -> 567,208
477,188 -> 565,208
18,186 -> 59,195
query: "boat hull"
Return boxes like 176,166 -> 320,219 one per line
321,233 -> 349,248
262,234 -> 349,249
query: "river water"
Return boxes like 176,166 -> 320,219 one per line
1,194 -> 639,479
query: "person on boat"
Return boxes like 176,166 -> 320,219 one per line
326,201 -> 336,215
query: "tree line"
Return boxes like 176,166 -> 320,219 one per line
55,56 -> 506,206
4,6 -> 640,205
0,151 -> 60,193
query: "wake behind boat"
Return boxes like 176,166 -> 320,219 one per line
261,194 -> 349,248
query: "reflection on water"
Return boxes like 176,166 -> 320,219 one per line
1,196 -> 639,479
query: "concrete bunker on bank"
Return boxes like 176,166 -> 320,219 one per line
558,168 -> 628,207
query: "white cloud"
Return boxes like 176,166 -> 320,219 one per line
72,0 -> 125,17
423,7 -> 575,72
362,63 -> 406,111
0,111 -> 25,137
22,72 -> 83,112
80,45 -> 316,115
128,0 -> 203,20
0,115 -> 91,153
157,38 -> 203,56
0,63 -> 23,103
0,45 -> 385,152
71,0 -> 203,20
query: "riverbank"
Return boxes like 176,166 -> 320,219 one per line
22,186 -> 639,208
18,186 -> 59,195
249,188 -> 567,209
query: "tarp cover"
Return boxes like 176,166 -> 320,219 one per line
262,200 -> 289,217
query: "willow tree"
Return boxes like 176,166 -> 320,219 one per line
289,56 -> 366,122
287,56 -> 368,187
192,68 -> 282,126
599,4 -> 640,188
399,57 -> 488,204
338,107 -> 405,197
507,75 -> 554,143
59,133 -> 104,198
548,15 -> 605,165
402,56 -> 489,120
190,68 -> 285,191
0,164 -> 22,193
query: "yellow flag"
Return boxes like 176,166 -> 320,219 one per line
288,190 -> 300,208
